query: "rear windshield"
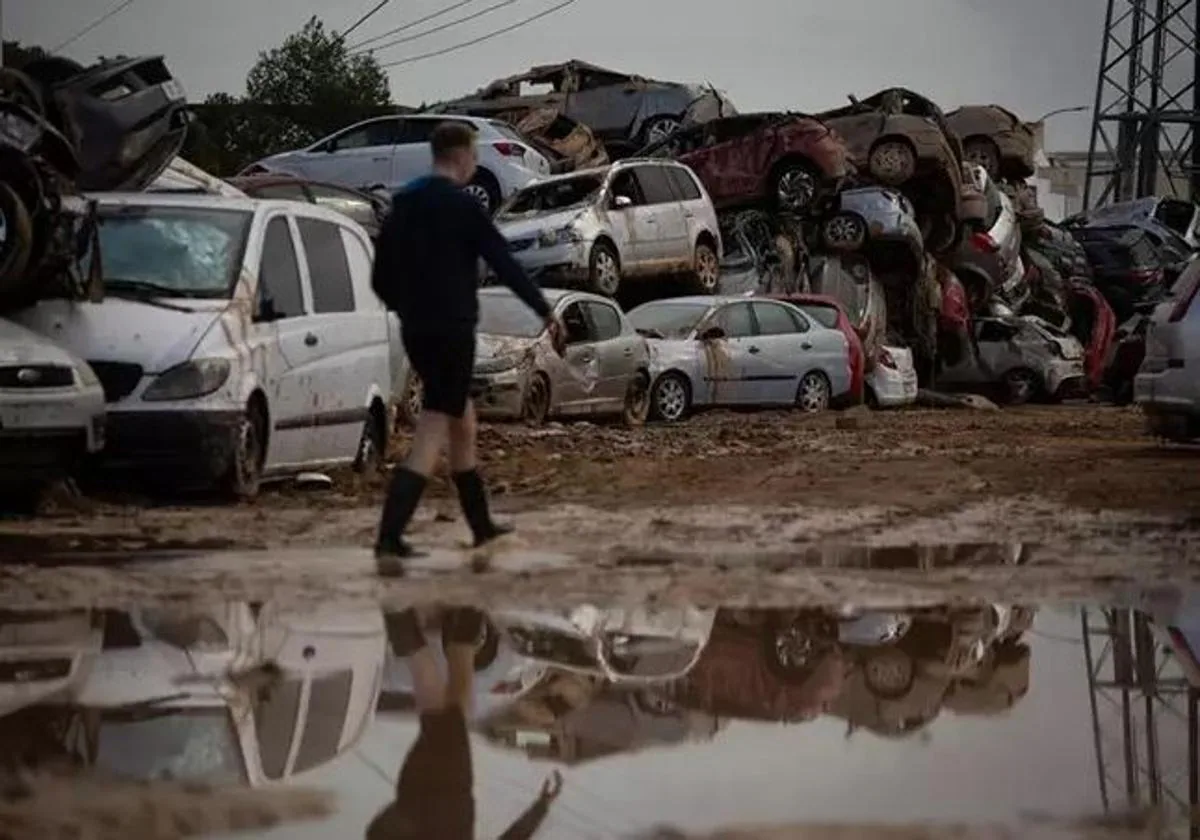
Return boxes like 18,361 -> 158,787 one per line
797,303 -> 840,329
501,175 -> 605,215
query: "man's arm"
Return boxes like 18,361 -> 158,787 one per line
467,199 -> 551,319
496,771 -> 562,840
371,199 -> 406,310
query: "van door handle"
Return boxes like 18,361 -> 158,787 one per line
304,333 -> 319,347
622,347 -> 634,356
372,156 -> 390,162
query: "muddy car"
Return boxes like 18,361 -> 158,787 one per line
225,174 -> 387,238
717,209 -> 805,295
772,292 -> 866,405
817,185 -> 924,272
635,112 -> 851,213
471,287 -> 652,425
953,163 -> 1028,312
804,253 -> 889,361
944,105 -> 1036,181
434,60 -> 734,154
492,106 -> 608,173
819,88 -> 963,253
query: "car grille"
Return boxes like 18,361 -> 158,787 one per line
508,237 -> 535,252
0,365 -> 74,388
88,361 -> 143,402
0,658 -> 71,683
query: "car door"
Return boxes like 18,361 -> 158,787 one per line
632,164 -> 689,268
293,213 -> 378,464
606,168 -> 653,271
554,299 -> 597,412
582,299 -> 638,407
702,302 -> 757,405
747,300 -> 811,403
252,214 -> 319,468
568,69 -> 645,140
388,117 -> 443,189
703,115 -> 770,202
301,118 -> 403,190
665,165 -> 711,253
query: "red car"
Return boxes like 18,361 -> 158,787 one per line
636,112 -> 851,213
771,292 -> 865,405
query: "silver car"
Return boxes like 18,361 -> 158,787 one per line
628,295 -> 853,423
493,159 -> 722,297
937,315 -> 1086,404
953,163 -> 1028,311
818,186 -> 924,271
471,287 -> 651,425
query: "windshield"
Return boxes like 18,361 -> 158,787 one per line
479,293 -> 547,337
96,709 -> 246,784
628,301 -> 713,338
502,175 -> 604,215
92,206 -> 252,298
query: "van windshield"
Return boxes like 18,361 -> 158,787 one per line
96,708 -> 247,784
92,205 -> 252,298
501,175 -> 605,216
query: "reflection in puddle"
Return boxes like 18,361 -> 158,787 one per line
0,596 -> 1197,838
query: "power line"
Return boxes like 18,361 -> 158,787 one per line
340,0 -> 391,42
378,0 -> 578,69
351,0 -> 519,56
52,0 -> 136,52
349,0 -> 481,51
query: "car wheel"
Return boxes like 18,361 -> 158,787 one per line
353,408 -> 386,474
963,138 -> 1001,178
650,372 -> 691,423
763,611 -> 839,685
690,241 -> 720,293
1003,367 -> 1040,405
862,647 -> 916,699
640,115 -> 682,146
0,182 -> 34,295
868,139 -> 918,185
822,213 -> 867,250
795,371 -> 831,413
587,241 -> 621,297
924,214 -> 960,254
522,373 -> 551,426
622,372 -> 651,427
396,372 -> 422,429
772,161 -> 819,212
222,401 -> 266,500
465,170 -> 501,214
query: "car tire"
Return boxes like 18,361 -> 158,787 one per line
868,138 -> 918,185
963,137 -> 1001,178
465,169 -> 501,214
396,372 -> 422,429
650,372 -> 691,423
621,372 -> 651,427
587,240 -> 621,297
690,240 -> 720,294
522,373 -> 551,426
771,160 -> 820,213
639,115 -> 683,147
822,213 -> 867,251
862,646 -> 917,699
762,611 -> 839,685
795,371 -> 831,413
221,400 -> 267,500
0,182 -> 34,296
1003,367 -> 1041,406
353,406 -> 387,474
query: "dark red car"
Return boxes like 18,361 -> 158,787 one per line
771,292 -> 866,405
225,174 -> 388,239
635,112 -> 851,213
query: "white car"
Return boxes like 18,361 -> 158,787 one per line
14,192 -> 396,498
866,344 -> 918,408
0,610 -> 103,716
493,159 -> 722,297
956,163 -> 1028,312
1135,257 -> 1200,440
937,315 -> 1086,404
0,318 -> 105,506
244,113 -> 551,214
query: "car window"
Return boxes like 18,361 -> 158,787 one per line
609,170 -> 646,206
978,320 -> 1017,342
254,675 -> 302,780
797,303 -> 840,329
292,669 -> 353,775
713,303 -> 754,337
665,166 -> 702,201
397,118 -> 446,145
330,118 -> 401,151
307,184 -> 377,229
561,301 -> 592,344
259,217 -> 306,319
248,182 -> 309,201
752,301 -> 804,334
584,301 -> 622,340
298,217 -> 355,314
633,165 -> 677,205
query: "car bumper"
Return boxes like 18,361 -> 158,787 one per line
1135,367 -> 1199,409
869,368 -> 919,407
1044,359 -> 1087,397
506,241 -> 591,285
471,370 -> 526,419
98,409 -> 242,478
0,388 -> 106,477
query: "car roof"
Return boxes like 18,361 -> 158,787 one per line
770,293 -> 847,312
480,287 -> 577,305
90,192 -> 262,211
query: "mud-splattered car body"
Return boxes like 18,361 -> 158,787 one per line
937,315 -> 1087,403
717,209 -> 805,295
470,287 -> 651,424
634,112 -> 851,213
493,106 -> 609,173
771,292 -> 866,404
804,253 -> 888,362
819,88 -> 964,253
817,185 -> 924,271
944,105 -> 1036,181
434,60 -> 734,154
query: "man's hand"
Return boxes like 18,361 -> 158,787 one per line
545,313 -> 566,355
539,770 -> 563,800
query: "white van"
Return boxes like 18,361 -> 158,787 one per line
14,193 -> 396,497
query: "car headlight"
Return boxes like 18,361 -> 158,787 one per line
74,362 -> 100,389
142,358 -> 231,402
475,355 -> 521,375
538,226 -> 581,247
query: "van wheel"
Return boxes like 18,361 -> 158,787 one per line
690,241 -> 720,293
354,408 -> 386,473
587,241 -> 621,297
222,401 -> 266,500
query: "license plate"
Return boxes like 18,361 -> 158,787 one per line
0,402 -> 71,429
161,79 -> 186,101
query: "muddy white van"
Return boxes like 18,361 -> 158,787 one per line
13,193 -> 397,497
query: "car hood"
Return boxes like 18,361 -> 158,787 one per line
11,298 -> 228,373
496,208 -> 590,240
0,317 -> 85,368
476,332 -> 539,363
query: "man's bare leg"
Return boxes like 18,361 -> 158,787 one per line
375,411 -> 451,569
442,607 -> 484,712
448,402 -> 512,549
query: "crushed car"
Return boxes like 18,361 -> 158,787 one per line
819,88 -> 964,254
816,185 -> 924,275
944,105 -> 1037,182
470,287 -> 652,426
1135,256 -> 1200,439
434,60 -> 735,155
634,112 -> 851,213
953,163 -> 1029,313
866,343 -> 919,409
496,106 -> 609,173
804,252 -> 888,361
717,209 -> 805,295
1076,196 -> 1200,249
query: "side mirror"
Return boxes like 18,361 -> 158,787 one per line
698,325 -> 726,341
613,194 -> 633,209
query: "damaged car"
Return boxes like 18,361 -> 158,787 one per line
819,88 -> 964,253
225,173 -> 388,239
772,292 -> 866,407
817,185 -> 924,274
717,209 -> 805,295
953,163 -> 1028,312
1073,196 -> 1200,249
493,159 -> 722,297
635,112 -> 851,213
944,105 -> 1037,181
471,287 -> 651,425
435,60 -> 734,154
936,315 -> 1087,404
805,252 -> 889,362
495,106 -> 608,173
628,296 -> 853,422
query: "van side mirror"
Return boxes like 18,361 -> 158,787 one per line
613,194 -> 633,209
698,325 -> 725,341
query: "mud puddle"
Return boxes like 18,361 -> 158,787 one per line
2,590 -> 1197,839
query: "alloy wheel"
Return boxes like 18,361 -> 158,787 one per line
695,246 -> 720,292
653,376 -> 688,422
592,249 -> 620,296
776,169 -> 817,211
797,372 -> 831,413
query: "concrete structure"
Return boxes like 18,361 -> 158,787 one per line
1036,149 -> 1197,221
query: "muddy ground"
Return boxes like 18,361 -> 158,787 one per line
3,404 -> 1199,607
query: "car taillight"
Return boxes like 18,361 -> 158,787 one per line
1128,267 -> 1162,286
492,141 -> 525,157
1169,271 -> 1200,321
971,232 -> 1000,253
879,348 -> 897,369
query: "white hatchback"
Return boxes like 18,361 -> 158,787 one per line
244,113 -> 551,215
866,344 -> 919,408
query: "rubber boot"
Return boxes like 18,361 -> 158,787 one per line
452,468 -> 513,547
375,467 -> 428,576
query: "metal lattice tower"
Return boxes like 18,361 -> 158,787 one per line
1083,0 -> 1200,209
1082,608 -> 1200,838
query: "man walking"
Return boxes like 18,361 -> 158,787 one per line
371,121 -> 560,574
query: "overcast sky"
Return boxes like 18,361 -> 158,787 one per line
11,0 -> 1102,149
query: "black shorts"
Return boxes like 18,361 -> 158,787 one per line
403,329 -> 475,419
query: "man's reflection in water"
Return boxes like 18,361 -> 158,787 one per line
368,607 -> 563,840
